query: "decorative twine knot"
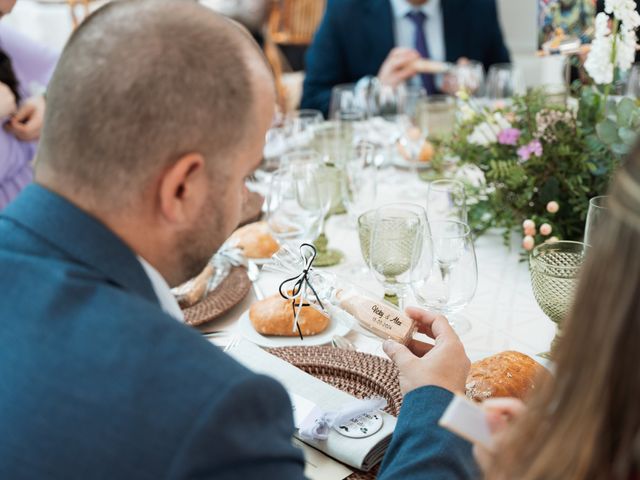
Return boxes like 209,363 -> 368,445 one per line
278,243 -> 325,340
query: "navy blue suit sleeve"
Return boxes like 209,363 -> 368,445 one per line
378,386 -> 479,480
166,374 -> 306,480
300,0 -> 347,118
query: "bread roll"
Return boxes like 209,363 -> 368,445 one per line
465,351 -> 546,402
249,293 -> 330,337
228,221 -> 279,259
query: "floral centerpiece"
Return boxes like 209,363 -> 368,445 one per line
435,0 -> 640,252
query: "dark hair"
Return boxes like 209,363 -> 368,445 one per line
0,48 -> 20,103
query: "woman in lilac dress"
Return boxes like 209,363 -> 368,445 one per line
0,0 -> 58,210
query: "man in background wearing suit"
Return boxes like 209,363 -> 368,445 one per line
0,1 -> 476,478
301,0 -> 511,116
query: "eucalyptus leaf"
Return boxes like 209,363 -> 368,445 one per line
618,126 -> 637,145
596,119 -> 620,144
616,97 -> 636,127
611,142 -> 631,155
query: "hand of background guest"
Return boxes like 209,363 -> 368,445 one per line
472,397 -> 526,473
5,94 -> 46,141
0,82 -> 17,119
383,307 -> 470,395
377,47 -> 421,87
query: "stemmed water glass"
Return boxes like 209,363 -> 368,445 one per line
584,196 -> 609,247
369,203 -> 429,308
426,179 -> 468,223
412,220 -> 477,334
530,241 -> 587,359
291,161 -> 344,266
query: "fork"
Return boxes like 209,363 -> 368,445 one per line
224,335 -> 242,353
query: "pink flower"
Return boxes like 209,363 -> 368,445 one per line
517,145 -> 532,162
517,140 -> 544,163
529,139 -> 543,157
498,128 -> 521,145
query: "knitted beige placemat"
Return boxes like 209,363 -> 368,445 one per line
183,266 -> 251,327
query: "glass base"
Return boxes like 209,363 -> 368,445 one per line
314,248 -> 344,267
384,292 -> 399,307
538,329 -> 561,360
449,314 -> 472,336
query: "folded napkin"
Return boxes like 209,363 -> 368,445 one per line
228,341 -> 396,471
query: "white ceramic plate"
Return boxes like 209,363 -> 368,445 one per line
390,153 -> 431,170
237,308 -> 350,348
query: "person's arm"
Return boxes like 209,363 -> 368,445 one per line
300,0 -> 347,117
378,386 -> 478,480
378,308 -> 479,480
167,374 -> 306,479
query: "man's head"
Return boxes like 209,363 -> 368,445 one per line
35,0 -> 275,285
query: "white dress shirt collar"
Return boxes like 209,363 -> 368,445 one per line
138,256 -> 185,322
389,0 -> 441,20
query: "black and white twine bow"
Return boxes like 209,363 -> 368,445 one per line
278,243 -> 325,340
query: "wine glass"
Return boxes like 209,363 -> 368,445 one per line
292,161 -> 344,267
426,179 -> 467,223
285,109 -> 323,147
369,203 -> 428,308
584,196 -> 609,247
342,142 -> 379,224
329,83 -> 368,120
311,121 -> 351,167
530,241 -> 588,359
412,220 -> 477,334
449,60 -> 485,97
486,63 -> 525,103
266,169 -> 323,247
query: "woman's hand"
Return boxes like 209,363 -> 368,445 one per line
5,94 -> 46,141
473,397 -> 526,473
0,82 -> 17,118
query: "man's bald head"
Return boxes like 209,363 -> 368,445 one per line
36,0 -> 272,207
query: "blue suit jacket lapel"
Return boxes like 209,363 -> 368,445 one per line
2,184 -> 158,304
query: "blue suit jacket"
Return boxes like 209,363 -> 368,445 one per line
301,0 -> 511,117
0,185 -> 476,479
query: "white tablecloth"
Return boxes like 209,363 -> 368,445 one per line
212,171 -> 555,364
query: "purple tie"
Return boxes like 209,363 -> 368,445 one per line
406,10 -> 436,94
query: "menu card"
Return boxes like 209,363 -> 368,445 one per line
228,341 -> 396,473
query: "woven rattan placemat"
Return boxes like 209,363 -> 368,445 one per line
239,190 -> 264,227
266,346 -> 403,480
183,266 -> 251,327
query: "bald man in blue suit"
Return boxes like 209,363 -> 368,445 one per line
301,0 -> 511,117
0,1 -> 477,478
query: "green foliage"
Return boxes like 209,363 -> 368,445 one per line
436,88 -> 635,248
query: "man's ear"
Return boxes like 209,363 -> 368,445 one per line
157,153 -> 206,224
